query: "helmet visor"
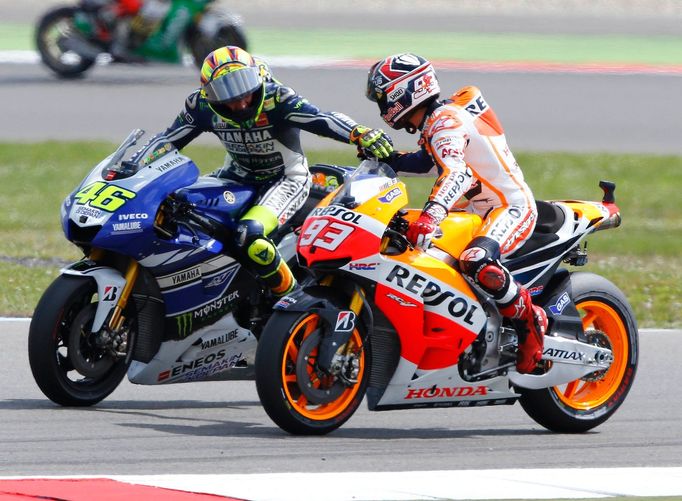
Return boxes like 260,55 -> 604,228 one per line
203,66 -> 261,104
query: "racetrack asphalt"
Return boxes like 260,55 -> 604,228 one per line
1,319 -> 682,488
1,62 -> 680,155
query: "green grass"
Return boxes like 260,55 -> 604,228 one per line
0,24 -> 33,50
247,28 -> 682,66
0,142 -> 681,326
2,22 -> 682,65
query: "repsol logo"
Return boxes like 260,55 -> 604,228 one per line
310,205 -> 362,225
386,265 -> 479,325
405,385 -> 488,399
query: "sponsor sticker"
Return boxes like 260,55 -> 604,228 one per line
335,311 -> 356,332
549,292 -> 570,315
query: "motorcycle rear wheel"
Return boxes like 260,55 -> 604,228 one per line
256,311 -> 369,435
35,6 -> 97,78
518,272 -> 638,432
28,275 -> 133,406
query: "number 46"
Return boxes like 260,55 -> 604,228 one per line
74,181 -> 136,212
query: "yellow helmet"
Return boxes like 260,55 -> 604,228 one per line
200,46 -> 265,125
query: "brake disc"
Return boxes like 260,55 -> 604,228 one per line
67,303 -> 115,378
295,329 -> 346,405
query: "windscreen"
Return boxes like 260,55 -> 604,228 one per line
330,160 -> 398,207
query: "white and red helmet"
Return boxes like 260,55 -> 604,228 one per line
366,53 -> 440,129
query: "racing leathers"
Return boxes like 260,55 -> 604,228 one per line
392,86 -> 547,374
133,80 -> 378,296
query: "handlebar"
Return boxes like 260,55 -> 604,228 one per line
165,196 -> 231,243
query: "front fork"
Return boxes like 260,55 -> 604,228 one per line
318,276 -> 366,380
108,256 -> 139,331
63,249 -> 139,335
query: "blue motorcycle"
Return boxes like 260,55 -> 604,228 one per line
28,129 -> 349,406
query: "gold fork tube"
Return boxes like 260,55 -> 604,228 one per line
108,259 -> 139,331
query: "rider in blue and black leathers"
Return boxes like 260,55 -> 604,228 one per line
132,46 -> 393,296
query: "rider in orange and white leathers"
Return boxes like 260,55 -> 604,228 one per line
365,53 -> 547,374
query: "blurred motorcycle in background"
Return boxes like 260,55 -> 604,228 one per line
36,0 -> 248,78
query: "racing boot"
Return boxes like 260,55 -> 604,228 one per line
237,210 -> 301,298
244,235 -> 298,298
499,286 -> 547,374
261,257 -> 298,298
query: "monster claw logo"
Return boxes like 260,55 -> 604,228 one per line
176,312 -> 193,338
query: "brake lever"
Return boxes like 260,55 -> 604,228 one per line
177,219 -> 201,244
384,228 -> 414,251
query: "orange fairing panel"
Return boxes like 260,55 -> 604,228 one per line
375,283 -> 426,365
378,251 -> 486,369
433,211 -> 483,259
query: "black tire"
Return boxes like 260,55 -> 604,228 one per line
518,272 -> 638,432
255,311 -> 369,435
35,6 -> 97,78
28,275 -> 133,406
189,23 -> 248,68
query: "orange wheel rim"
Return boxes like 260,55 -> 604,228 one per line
280,314 -> 365,421
553,300 -> 629,410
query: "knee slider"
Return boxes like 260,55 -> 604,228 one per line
459,236 -> 509,295
459,236 -> 501,278
247,238 -> 277,266
237,219 -> 277,265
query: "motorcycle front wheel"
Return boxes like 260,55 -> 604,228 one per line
28,275 -> 134,406
35,6 -> 97,78
518,272 -> 638,432
255,311 -> 370,435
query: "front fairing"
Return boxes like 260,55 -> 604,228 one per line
296,161 -> 488,375
62,147 -> 200,258
297,161 -> 408,268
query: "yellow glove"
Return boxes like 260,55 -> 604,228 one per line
349,126 -> 393,159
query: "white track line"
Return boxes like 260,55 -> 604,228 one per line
113,468 -> 682,500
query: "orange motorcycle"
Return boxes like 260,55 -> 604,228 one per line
255,160 -> 637,435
